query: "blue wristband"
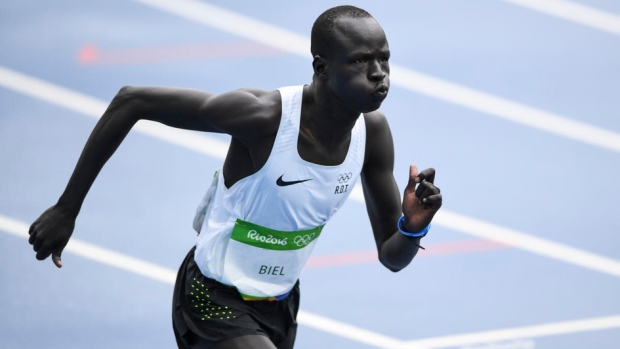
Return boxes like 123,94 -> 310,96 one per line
398,216 -> 431,238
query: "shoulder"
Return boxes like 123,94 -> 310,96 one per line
363,109 -> 392,144
209,88 -> 281,116
207,88 -> 283,137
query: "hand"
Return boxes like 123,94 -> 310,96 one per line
28,205 -> 76,268
401,165 -> 442,232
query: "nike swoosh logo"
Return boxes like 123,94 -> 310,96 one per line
276,175 -> 312,187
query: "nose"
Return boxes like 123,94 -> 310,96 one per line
368,60 -> 386,82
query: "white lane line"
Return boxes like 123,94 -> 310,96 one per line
401,314 -> 620,348
0,66 -> 105,117
0,66 -> 230,158
3,215 -> 620,348
132,0 -> 309,55
131,0 -> 620,154
434,210 -> 620,278
504,0 -> 620,36
0,214 -> 408,349
390,67 -> 620,154
298,311 -> 410,349
2,66 -> 620,279
1,215 -> 178,284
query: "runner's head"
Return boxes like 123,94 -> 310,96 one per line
311,6 -> 390,113
311,6 -> 375,59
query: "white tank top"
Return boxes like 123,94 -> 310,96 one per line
193,85 -> 366,299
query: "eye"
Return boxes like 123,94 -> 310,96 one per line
354,58 -> 367,63
379,56 -> 390,62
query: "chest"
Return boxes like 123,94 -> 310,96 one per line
296,129 -> 352,167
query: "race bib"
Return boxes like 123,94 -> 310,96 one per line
221,219 -> 323,299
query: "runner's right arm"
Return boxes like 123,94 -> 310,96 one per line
28,86 -> 275,267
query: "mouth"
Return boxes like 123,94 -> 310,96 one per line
373,85 -> 389,100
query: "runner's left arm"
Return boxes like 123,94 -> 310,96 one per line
361,111 -> 442,272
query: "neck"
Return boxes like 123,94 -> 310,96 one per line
302,81 -> 360,143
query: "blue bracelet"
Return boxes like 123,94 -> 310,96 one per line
398,216 -> 431,238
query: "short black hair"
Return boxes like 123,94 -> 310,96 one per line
310,5 -> 373,58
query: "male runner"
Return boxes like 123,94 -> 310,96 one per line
28,5 -> 442,349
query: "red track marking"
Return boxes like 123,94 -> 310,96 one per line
305,239 -> 509,270
77,41 -> 283,65
78,44 -> 100,64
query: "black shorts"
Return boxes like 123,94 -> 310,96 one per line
172,247 -> 300,349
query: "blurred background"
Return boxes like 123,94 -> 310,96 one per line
1,0 -> 619,348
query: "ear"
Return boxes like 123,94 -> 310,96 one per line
312,55 -> 327,79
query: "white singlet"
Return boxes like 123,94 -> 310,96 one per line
193,85 -> 366,299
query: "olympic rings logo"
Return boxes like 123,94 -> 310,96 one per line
337,172 -> 352,184
294,233 -> 316,247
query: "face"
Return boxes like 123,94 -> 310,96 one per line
323,17 -> 390,113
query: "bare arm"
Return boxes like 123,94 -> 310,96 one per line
361,111 -> 442,272
56,86 -> 275,213
29,86 -> 276,267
